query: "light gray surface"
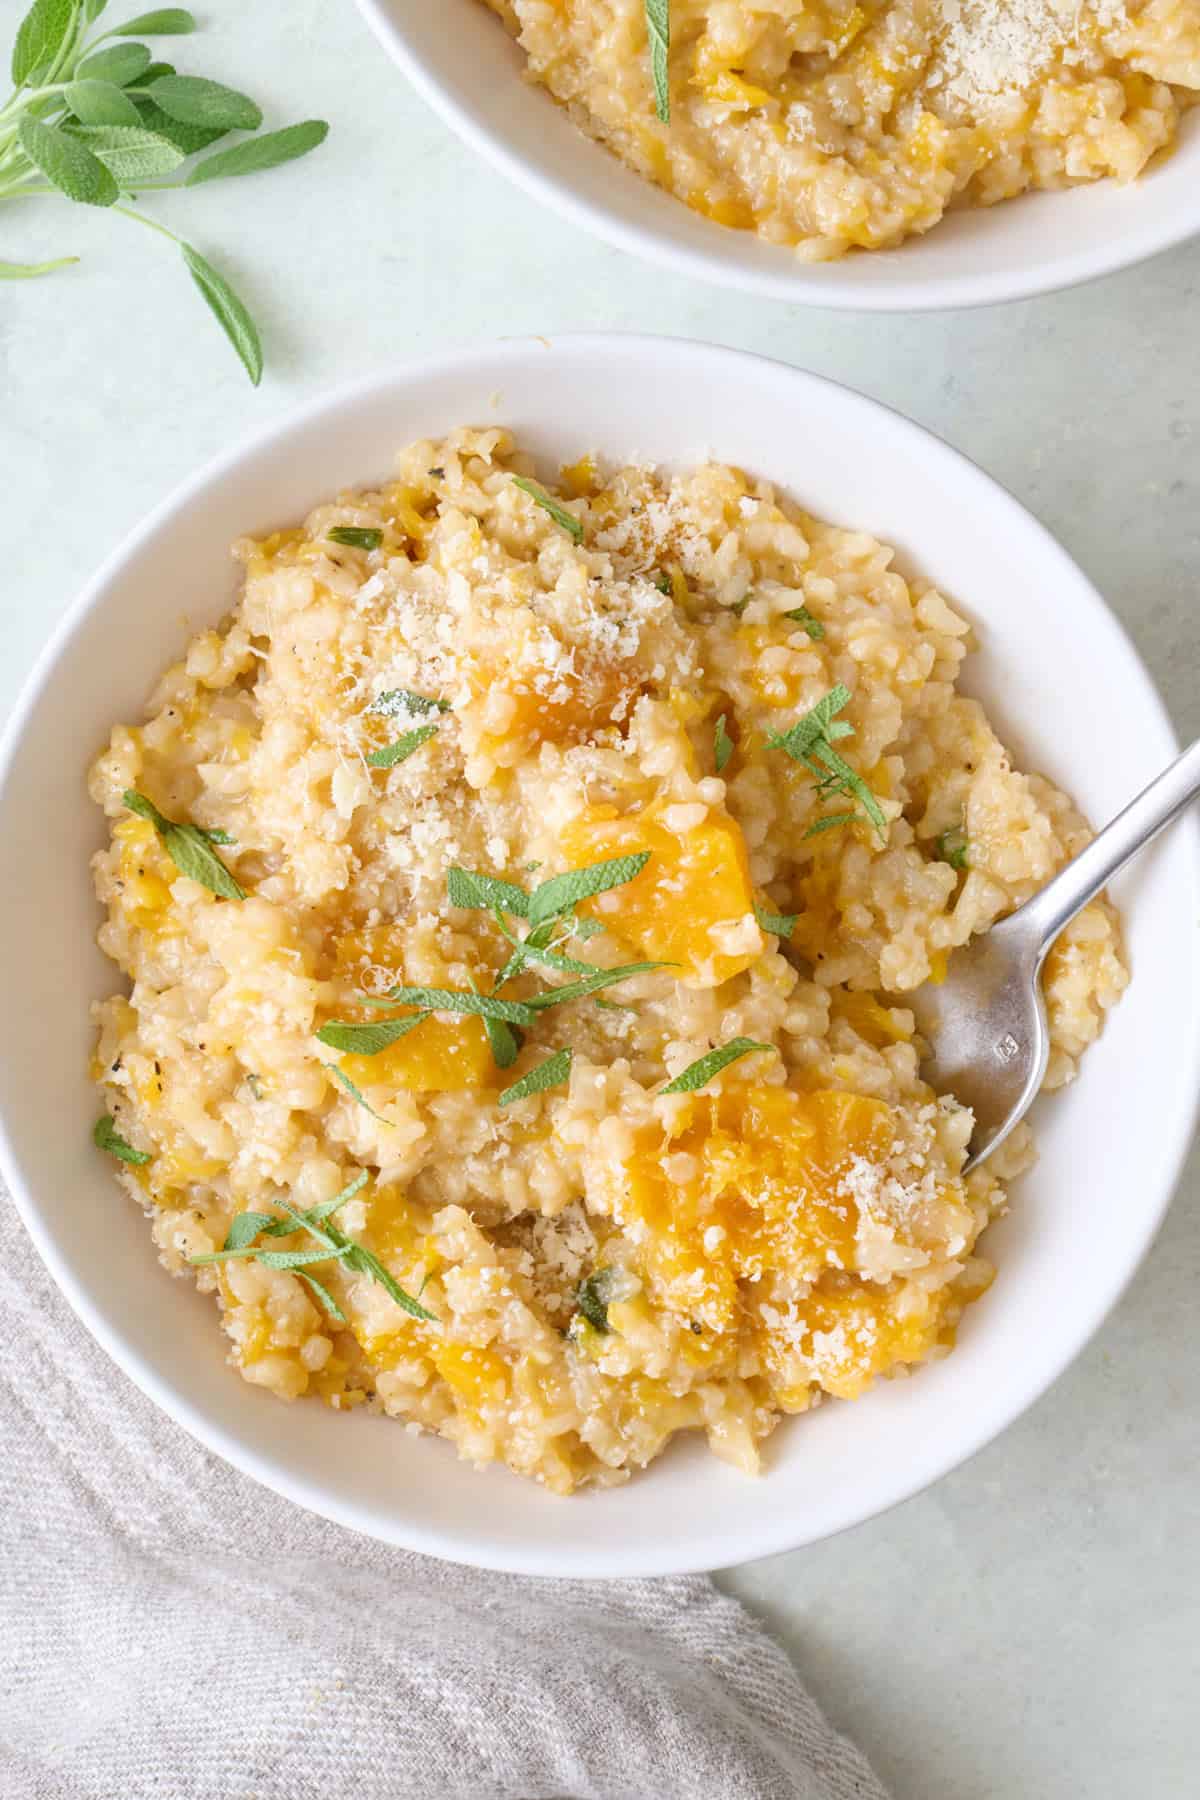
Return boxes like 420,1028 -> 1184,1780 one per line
2,5 -> 1197,1797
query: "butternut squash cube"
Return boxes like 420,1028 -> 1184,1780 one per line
616,1087 -> 896,1330
558,801 -> 760,987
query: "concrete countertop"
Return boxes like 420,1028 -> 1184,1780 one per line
3,6 -> 1196,1795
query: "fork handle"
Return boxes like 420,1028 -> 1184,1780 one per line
1020,736 -> 1200,963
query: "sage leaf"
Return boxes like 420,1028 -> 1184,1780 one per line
93,1113 -> 151,1164
782,605 -> 825,640
383,986 -> 537,1027
714,712 -> 733,773
132,94 -> 226,153
326,525 -> 382,551
498,1048 -> 572,1107
645,0 -> 670,122
76,40 -> 151,85
122,788 -> 245,897
316,1015 -> 428,1057
511,476 -> 584,544
17,116 -> 119,206
520,961 -> 667,1011
660,1037 -> 776,1095
148,73 -> 262,130
223,1211 -> 276,1251
575,1268 -> 619,1334
365,725 -> 439,767
105,8 -> 196,34
481,1015 -> 520,1070
370,688 -> 448,718
296,1269 -> 346,1323
180,240 -> 263,386
76,122 -> 185,179
526,853 -> 651,928
65,78 -> 142,125
328,1064 -> 394,1126
753,902 -> 797,939
12,0 -> 76,87
186,119 -> 328,186
446,866 -> 531,918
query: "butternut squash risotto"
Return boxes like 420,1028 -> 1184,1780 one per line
483,0 -> 1199,257
90,430 -> 1126,1492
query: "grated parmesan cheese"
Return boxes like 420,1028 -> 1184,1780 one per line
930,0 -> 1125,110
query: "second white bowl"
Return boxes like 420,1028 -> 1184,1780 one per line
357,0 -> 1200,310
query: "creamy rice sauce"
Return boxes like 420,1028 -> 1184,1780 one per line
90,430 -> 1126,1491
485,0 -> 1199,257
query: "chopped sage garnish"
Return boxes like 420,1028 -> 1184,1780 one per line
378,987 -> 538,1026
714,712 -> 733,773
189,1171 -> 434,1322
521,961 -> 668,1011
575,1267 -> 619,1334
327,526 -> 382,551
512,476 -> 584,544
754,902 -> 797,939
366,725 -> 440,768
765,687 -> 887,843
316,1014 -> 429,1056
328,1064 -> 394,1125
782,606 -> 825,640
937,827 -> 970,871
447,866 -> 532,917
370,689 -> 450,719
660,1037 -> 776,1095
93,1113 -> 150,1164
525,854 -> 650,927
122,789 -> 244,899
498,1048 -> 572,1107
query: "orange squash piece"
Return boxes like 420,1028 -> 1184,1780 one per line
329,926 -> 492,1094
616,1087 -> 896,1331
558,801 -> 760,987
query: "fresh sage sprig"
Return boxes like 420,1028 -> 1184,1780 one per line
660,1037 -> 776,1095
766,686 -> 888,842
122,789 -> 244,899
189,1171 -> 434,1323
0,0 -> 329,381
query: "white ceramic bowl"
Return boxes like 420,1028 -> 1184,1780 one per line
356,0 -> 1200,310
2,335 -> 1196,1576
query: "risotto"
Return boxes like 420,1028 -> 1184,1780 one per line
483,0 -> 1200,257
89,429 -> 1126,1493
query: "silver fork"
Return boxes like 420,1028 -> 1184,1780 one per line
908,737 -> 1200,1171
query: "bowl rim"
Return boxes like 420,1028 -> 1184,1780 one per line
353,0 -> 1200,313
2,333 -> 1197,1576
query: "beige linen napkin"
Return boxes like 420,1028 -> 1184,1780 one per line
0,1193 -> 888,1800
